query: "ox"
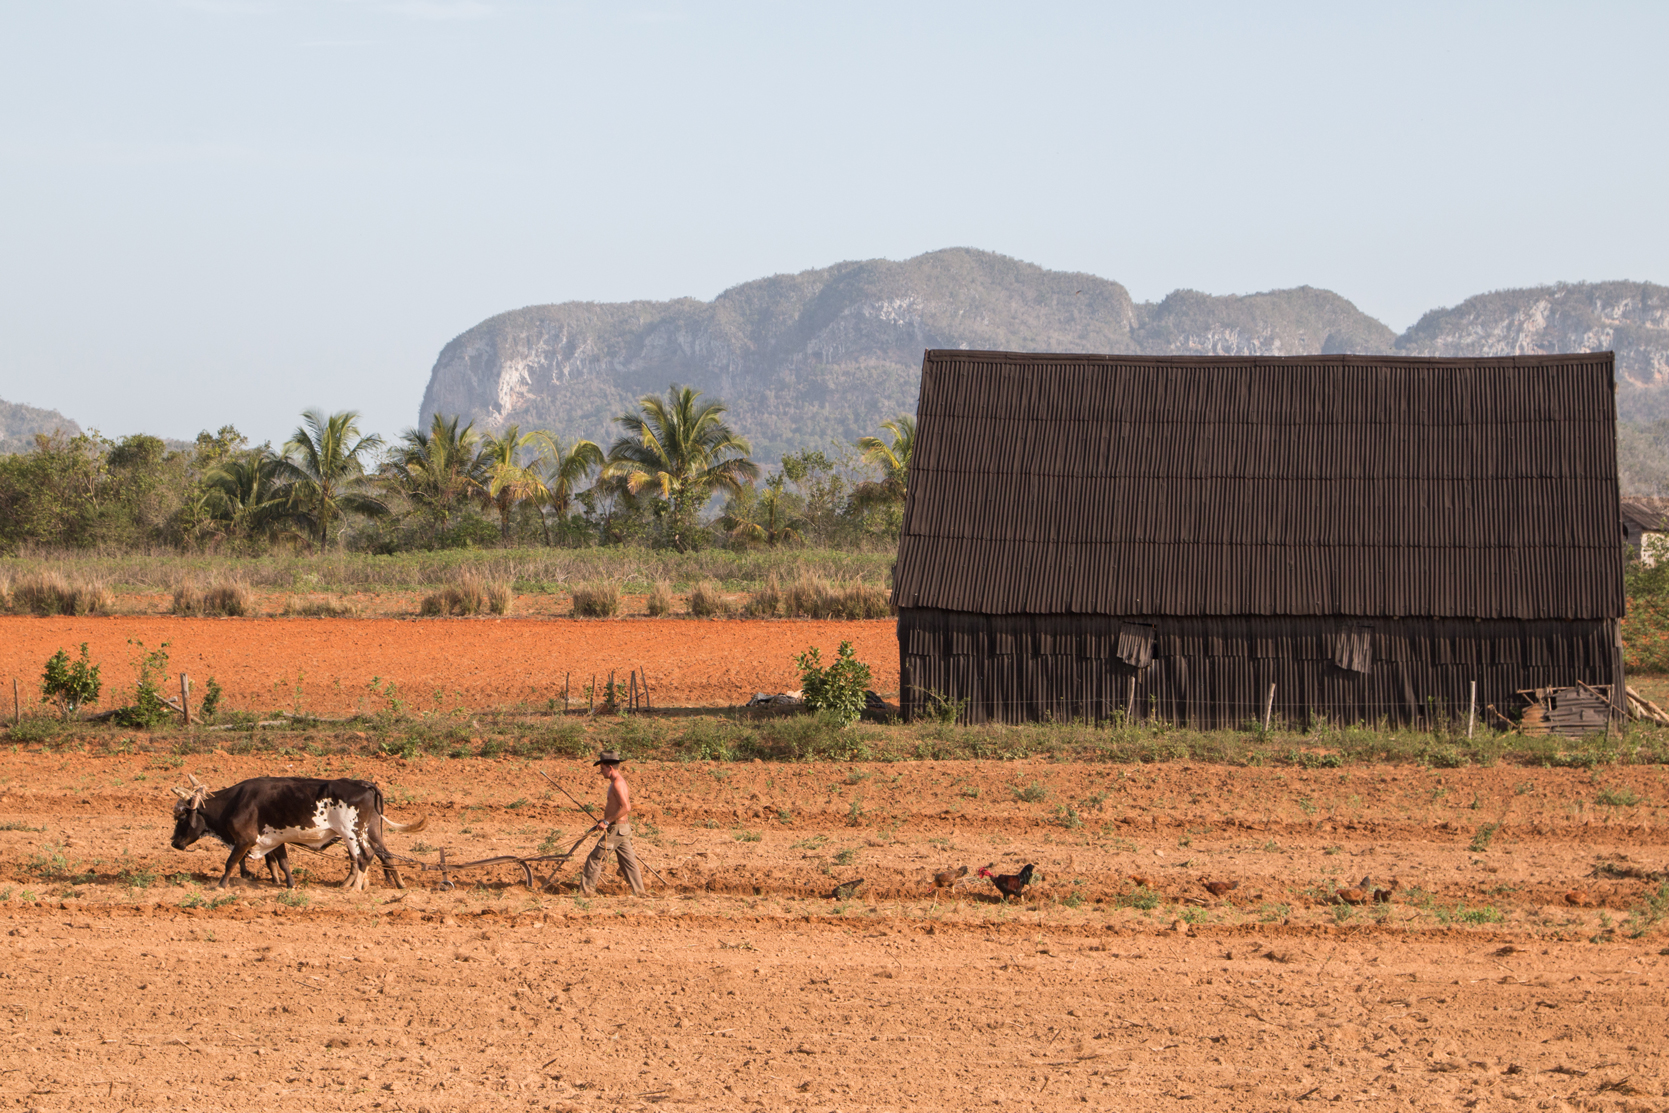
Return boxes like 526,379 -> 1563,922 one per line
170,775 -> 426,890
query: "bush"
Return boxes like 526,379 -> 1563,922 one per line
172,579 -> 252,617
10,571 -> 113,616
743,578 -> 782,617
780,573 -> 891,619
794,641 -> 872,725
114,639 -> 174,729
420,573 -> 508,616
282,595 -> 359,617
571,581 -> 620,618
41,643 -> 102,719
687,580 -> 730,617
646,580 -> 674,616
200,676 -> 224,719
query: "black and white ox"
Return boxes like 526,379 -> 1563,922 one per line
170,775 -> 426,890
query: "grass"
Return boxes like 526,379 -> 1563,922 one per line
4,570 -> 114,615
5,692 -> 1669,770
0,546 -> 896,597
1596,785 -> 1643,807
687,580 -> 731,617
420,573 -> 512,616
171,579 -> 252,616
570,581 -> 620,618
744,573 -> 892,619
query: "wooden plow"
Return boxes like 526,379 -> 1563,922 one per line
389,833 -> 596,893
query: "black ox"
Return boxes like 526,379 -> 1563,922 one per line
170,775 -> 425,890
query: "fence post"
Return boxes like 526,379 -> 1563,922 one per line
589,674 -> 596,715
180,673 -> 191,726
1467,680 -> 1476,739
1263,684 -> 1276,732
1125,676 -> 1136,722
641,667 -> 651,712
563,672 -> 570,714
629,670 -> 638,713
12,677 -> 18,726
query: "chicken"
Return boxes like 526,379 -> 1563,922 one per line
1201,878 -> 1239,897
828,879 -> 864,901
1563,890 -> 1595,907
933,865 -> 968,890
1333,876 -> 1371,905
1372,877 -> 1401,904
977,862 -> 1035,901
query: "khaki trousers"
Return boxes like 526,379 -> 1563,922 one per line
581,822 -> 646,896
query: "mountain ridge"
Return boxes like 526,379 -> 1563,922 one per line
422,249 -> 1669,463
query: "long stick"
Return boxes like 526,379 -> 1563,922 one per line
564,672 -> 570,714
1467,680 -> 1476,739
589,673 -> 595,715
1263,684 -> 1275,732
640,667 -> 651,712
180,673 -> 191,726
538,768 -> 669,889
12,677 -> 18,726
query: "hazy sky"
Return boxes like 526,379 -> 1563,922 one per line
2,1 -> 1664,447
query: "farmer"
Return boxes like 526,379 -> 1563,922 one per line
580,750 -> 647,897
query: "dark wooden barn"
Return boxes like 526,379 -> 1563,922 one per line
892,351 -> 1625,728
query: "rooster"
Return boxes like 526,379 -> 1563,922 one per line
977,863 -> 1035,901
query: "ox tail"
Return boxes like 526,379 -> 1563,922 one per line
384,814 -> 427,834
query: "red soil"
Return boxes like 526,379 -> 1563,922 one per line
3,754 -> 1668,1110
0,616 -> 899,714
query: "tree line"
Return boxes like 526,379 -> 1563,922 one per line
0,386 -> 915,555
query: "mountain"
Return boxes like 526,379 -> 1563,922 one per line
418,248 -> 1390,461
1394,281 -> 1669,422
418,250 -> 1669,475
0,397 -> 81,455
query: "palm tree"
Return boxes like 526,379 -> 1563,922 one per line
477,424 -> 553,541
603,385 -> 759,552
851,414 -> 916,510
272,409 -> 387,548
721,475 -> 807,548
388,414 -> 484,541
542,435 -> 605,543
200,452 -> 287,541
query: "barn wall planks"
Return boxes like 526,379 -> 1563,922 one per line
893,351 -> 1626,727
897,610 -> 1620,728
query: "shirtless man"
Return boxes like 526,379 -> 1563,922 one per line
579,750 -> 646,897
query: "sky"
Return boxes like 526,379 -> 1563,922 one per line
1,1 -> 1665,447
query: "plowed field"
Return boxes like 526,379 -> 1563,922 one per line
3,751 -> 1669,1111
0,616 -> 900,713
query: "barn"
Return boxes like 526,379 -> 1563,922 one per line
891,350 -> 1625,728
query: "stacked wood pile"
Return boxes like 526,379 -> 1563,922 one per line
1514,683 -> 1669,737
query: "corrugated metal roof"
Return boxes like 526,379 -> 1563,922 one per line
895,351 -> 1623,620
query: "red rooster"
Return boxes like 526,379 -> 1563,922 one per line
977,862 -> 1035,901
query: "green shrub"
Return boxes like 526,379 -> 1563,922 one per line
646,580 -> 674,616
41,643 -> 102,719
795,641 -> 872,725
200,676 -> 224,719
115,639 -> 174,729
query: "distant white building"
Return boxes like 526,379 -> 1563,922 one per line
1620,498 -> 1669,566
